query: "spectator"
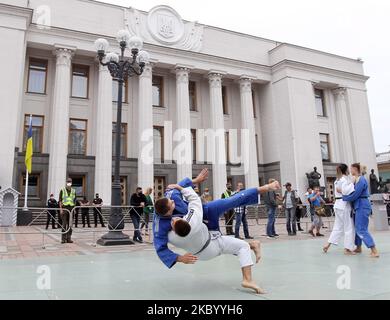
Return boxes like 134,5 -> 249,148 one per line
140,187 -> 154,235
221,183 -> 235,236
295,197 -> 305,232
80,196 -> 91,228
46,193 -> 58,230
234,182 -> 254,240
308,186 -> 326,237
201,188 -> 213,204
93,193 -> 105,228
263,179 -> 279,239
282,183 -> 298,236
130,187 -> 147,243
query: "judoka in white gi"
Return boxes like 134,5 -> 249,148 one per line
323,163 -> 356,255
167,184 -> 270,294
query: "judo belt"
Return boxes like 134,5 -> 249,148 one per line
194,233 -> 212,256
335,197 -> 342,200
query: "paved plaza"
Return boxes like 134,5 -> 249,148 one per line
0,218 -> 389,300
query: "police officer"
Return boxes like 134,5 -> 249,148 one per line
93,193 -> 105,228
46,193 -> 58,230
59,178 -> 76,244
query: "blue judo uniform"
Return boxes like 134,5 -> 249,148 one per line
153,178 -> 259,268
343,176 -> 375,249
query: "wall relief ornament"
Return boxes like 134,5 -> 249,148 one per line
124,5 -> 204,52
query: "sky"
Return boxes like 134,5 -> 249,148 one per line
103,0 -> 389,153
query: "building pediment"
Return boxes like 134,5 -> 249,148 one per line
125,5 -> 204,52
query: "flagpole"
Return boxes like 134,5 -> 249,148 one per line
23,171 -> 29,211
23,114 -> 32,211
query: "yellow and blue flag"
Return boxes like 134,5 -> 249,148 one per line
25,115 -> 33,174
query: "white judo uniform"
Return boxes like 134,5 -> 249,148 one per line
327,176 -> 355,251
168,187 -> 254,268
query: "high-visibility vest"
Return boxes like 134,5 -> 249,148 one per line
62,188 -> 76,206
223,191 -> 231,198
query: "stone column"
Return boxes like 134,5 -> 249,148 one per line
94,63 -> 113,204
239,77 -> 259,188
333,88 -> 354,165
47,48 -> 74,198
138,63 -> 154,191
208,72 -> 227,199
175,66 -> 192,181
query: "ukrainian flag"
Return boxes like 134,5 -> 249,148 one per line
25,115 -> 33,174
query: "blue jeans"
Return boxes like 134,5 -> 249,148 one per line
203,188 -> 259,231
266,206 -> 276,236
354,207 -> 375,248
235,211 -> 250,238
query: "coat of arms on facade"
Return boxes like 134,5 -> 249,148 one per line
124,5 -> 204,52
157,14 -> 175,39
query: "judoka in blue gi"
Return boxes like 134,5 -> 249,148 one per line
152,169 -> 280,291
342,163 -> 380,258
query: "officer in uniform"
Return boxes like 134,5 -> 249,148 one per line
59,177 -> 76,244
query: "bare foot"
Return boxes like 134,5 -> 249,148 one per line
370,248 -> 380,258
344,249 -> 356,256
242,281 -> 266,294
249,240 -> 261,263
354,247 -> 362,254
323,244 -> 330,253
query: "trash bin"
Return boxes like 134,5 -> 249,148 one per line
371,194 -> 389,231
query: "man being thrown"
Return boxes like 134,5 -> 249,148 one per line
167,184 -> 266,293
153,170 -> 280,292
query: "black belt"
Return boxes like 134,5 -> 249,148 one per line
335,197 -> 342,200
360,196 -> 369,199
194,233 -> 212,256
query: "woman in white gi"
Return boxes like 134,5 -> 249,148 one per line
167,181 -> 280,294
323,163 -> 356,255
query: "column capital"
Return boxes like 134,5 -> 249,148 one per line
53,47 -> 74,67
175,65 -> 191,84
332,87 -> 347,100
208,71 -> 226,88
239,77 -> 254,93
140,63 -> 153,79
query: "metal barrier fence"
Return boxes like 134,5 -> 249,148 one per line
0,203 -> 336,249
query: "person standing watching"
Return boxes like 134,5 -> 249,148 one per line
130,187 -> 147,243
282,183 -> 298,236
264,179 -> 280,239
59,178 -> 76,244
80,196 -> 91,228
234,182 -> 254,240
46,193 -> 58,230
93,193 -> 105,228
221,183 -> 235,236
308,186 -> 326,237
201,188 -> 213,204
140,187 -> 154,235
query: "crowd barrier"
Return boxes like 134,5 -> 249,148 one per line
0,203 -> 337,249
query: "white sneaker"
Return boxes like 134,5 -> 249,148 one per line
267,236 -> 276,240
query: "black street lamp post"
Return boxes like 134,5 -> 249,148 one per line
94,31 -> 150,246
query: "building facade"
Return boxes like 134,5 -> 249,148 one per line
0,0 -> 378,207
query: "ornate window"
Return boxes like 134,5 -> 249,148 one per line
152,76 -> 164,107
27,58 -> 48,94
315,89 -> 326,117
71,64 -> 89,98
189,81 -> 197,111
153,126 -> 164,161
69,119 -> 87,155
320,133 -> 330,161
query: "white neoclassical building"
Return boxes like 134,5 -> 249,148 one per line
0,0 -> 378,207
